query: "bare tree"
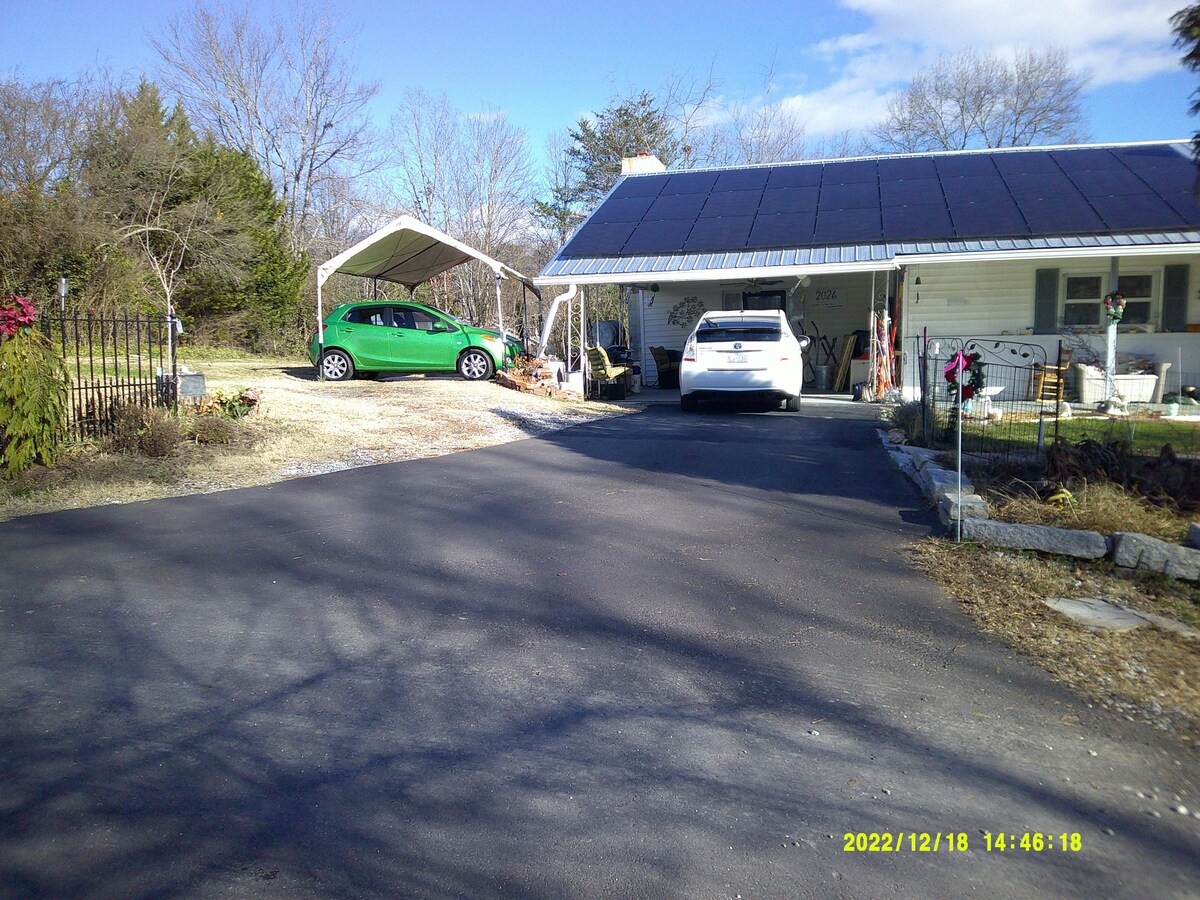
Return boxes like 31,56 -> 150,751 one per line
151,1 -> 380,248
662,57 -> 827,167
866,48 -> 1089,153
386,89 -> 536,326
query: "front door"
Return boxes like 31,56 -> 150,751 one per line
743,290 -> 786,310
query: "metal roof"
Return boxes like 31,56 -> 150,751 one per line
536,141 -> 1200,285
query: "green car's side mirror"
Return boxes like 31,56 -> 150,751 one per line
431,321 -> 450,333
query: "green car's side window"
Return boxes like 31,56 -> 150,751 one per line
344,307 -> 390,327
395,307 -> 456,333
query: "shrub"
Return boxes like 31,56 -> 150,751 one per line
0,297 -> 68,478
887,399 -> 925,444
111,404 -> 183,458
187,413 -> 236,444
196,386 -> 261,419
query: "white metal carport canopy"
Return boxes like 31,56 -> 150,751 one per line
315,215 -> 537,374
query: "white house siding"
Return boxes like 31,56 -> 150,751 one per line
900,252 -> 1200,398
636,285 -> 725,386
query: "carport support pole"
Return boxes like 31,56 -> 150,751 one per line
316,280 -> 325,381
495,271 -> 507,371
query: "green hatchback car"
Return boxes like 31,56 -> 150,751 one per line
309,300 -> 520,381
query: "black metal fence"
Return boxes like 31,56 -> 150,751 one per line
41,312 -> 177,440
919,336 -> 1060,465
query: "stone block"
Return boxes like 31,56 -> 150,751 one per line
960,518 -> 1109,559
1111,532 -> 1200,580
1188,522 -> 1200,550
938,493 -> 989,525
1043,597 -> 1148,633
920,464 -> 973,505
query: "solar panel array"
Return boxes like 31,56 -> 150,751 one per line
558,144 -> 1200,259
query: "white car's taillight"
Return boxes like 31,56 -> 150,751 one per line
683,336 -> 697,362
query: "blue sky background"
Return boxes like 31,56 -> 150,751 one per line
3,0 -> 1197,164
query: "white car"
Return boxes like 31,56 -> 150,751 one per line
679,310 -> 809,412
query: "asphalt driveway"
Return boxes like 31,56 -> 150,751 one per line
1,400 -> 1197,898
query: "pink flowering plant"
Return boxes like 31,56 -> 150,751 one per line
0,294 -> 69,477
0,295 -> 38,338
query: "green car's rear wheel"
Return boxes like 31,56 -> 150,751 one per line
320,348 -> 354,381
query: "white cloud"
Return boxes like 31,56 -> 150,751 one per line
784,0 -> 1184,135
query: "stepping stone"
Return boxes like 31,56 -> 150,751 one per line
1043,597 -> 1149,632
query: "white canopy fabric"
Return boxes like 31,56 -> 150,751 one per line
316,215 -> 534,291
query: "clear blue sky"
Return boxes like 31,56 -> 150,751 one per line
3,0 -> 1196,163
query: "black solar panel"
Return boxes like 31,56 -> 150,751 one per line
993,152 -> 1061,175
935,155 -> 999,177
947,201 -> 1030,237
560,221 -> 638,256
880,178 -> 942,206
1134,166 -> 1199,194
1091,193 -> 1187,231
1052,148 -> 1126,172
645,192 -> 707,220
699,189 -> 762,217
588,195 -> 656,224
553,143 -> 1199,260
621,219 -> 694,255
609,176 -> 663,199
813,208 -> 881,243
714,168 -> 770,191
940,175 -> 1012,209
820,180 -> 878,209
659,171 -> 720,195
1068,168 -> 1152,197
749,213 -> 816,246
877,156 -> 938,180
759,187 -> 820,214
684,216 -> 755,251
765,164 -> 823,188
1004,172 -> 1079,200
1019,196 -> 1105,233
882,204 -> 955,241
822,159 -> 877,184
1162,191 -> 1200,219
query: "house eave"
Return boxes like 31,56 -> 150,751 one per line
534,232 -> 1200,287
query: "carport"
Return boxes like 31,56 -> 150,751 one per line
315,215 -> 539,376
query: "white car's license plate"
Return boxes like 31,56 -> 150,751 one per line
725,352 -> 747,363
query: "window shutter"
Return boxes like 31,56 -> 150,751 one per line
1033,268 -> 1059,334
1162,265 -> 1189,333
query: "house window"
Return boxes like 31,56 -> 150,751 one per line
1063,276 -> 1103,326
1063,273 -> 1155,328
1117,274 -> 1153,325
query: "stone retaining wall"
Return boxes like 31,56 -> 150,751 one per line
880,430 -> 1200,581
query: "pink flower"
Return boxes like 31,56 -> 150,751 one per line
0,296 -> 37,337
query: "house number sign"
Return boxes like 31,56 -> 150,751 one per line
809,288 -> 844,310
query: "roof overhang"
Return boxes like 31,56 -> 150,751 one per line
318,215 -> 536,294
534,231 -> 1200,288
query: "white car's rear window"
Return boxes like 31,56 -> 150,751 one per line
695,320 -> 782,343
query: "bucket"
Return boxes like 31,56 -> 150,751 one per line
813,365 -> 833,391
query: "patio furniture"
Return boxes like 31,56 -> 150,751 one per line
586,346 -> 631,400
1031,348 -> 1074,403
649,345 -> 681,389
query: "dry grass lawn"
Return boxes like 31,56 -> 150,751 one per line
0,354 -> 633,522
